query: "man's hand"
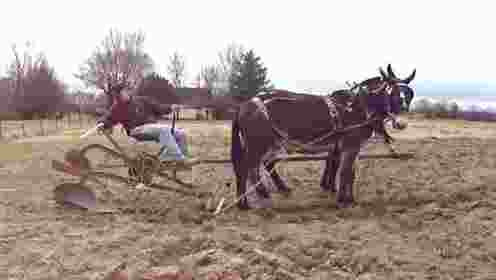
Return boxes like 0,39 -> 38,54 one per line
96,122 -> 113,135
171,104 -> 180,112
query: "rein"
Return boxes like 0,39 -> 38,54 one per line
171,105 -> 177,135
271,113 -> 384,152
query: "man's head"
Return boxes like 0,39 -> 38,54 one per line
110,88 -> 131,105
108,81 -> 132,104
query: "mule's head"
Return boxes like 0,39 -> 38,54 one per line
380,64 -> 416,113
355,76 -> 392,118
352,68 -> 409,131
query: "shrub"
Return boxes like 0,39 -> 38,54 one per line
411,98 -> 496,122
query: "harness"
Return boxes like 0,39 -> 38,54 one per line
251,95 -> 382,154
171,106 -> 177,135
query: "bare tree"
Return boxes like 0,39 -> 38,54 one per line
199,65 -> 220,95
0,77 -> 13,115
134,72 -> 179,104
216,43 -> 245,95
6,41 -> 66,118
74,29 -> 154,107
167,51 -> 186,88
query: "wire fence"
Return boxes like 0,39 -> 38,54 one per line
0,113 -> 98,141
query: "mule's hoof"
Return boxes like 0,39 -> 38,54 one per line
250,197 -> 274,209
393,121 -> 407,130
278,188 -> 293,198
237,198 -> 251,210
336,200 -> 354,209
321,185 -> 336,193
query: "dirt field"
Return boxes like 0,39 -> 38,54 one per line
2,116 -> 496,279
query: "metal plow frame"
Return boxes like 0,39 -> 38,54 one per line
51,124 -> 415,214
51,126 -> 212,210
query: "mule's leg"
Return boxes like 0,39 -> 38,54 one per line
236,160 -> 250,210
265,161 -> 292,196
321,156 -> 339,192
237,149 -> 269,210
321,145 -> 338,192
334,147 -> 360,208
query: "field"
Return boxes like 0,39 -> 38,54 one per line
2,116 -> 496,279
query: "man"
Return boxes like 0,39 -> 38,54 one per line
97,90 -> 199,167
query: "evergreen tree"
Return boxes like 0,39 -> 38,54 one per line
230,49 -> 273,101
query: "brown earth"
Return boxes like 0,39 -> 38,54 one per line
2,116 -> 496,279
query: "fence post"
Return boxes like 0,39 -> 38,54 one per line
39,118 -> 44,136
0,119 -> 2,139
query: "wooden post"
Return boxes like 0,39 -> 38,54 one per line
79,111 -> 83,128
0,119 -> 2,139
39,118 -> 44,136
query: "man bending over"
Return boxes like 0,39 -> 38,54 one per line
97,90 -> 199,167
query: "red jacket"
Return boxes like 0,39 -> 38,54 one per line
98,95 -> 173,135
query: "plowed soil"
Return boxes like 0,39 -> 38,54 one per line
2,117 -> 496,279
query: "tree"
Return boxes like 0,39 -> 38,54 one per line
134,72 -> 179,104
230,49 -> 273,101
199,64 -> 221,95
0,77 -> 13,114
75,29 -> 154,108
167,51 -> 186,88
6,42 -> 66,118
217,43 -> 245,95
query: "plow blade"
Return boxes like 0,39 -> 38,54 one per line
53,183 -> 97,210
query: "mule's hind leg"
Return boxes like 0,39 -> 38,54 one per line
334,147 -> 360,208
321,156 -> 339,192
321,146 -> 339,192
238,149 -> 272,209
236,161 -> 250,210
265,161 -> 292,196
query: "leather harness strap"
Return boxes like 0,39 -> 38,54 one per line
252,95 -> 341,125
322,94 -> 339,119
251,97 -> 270,119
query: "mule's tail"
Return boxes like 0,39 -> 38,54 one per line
231,111 -> 244,179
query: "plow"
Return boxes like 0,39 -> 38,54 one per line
51,123 -> 414,214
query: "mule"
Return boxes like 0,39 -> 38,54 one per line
231,66 -> 416,209
320,66 -> 416,194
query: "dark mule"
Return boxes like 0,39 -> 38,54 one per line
320,66 -> 416,194
231,66 -> 416,209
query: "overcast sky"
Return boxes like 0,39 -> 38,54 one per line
1,0 -> 494,92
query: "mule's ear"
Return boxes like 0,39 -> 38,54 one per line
387,64 -> 397,80
379,67 -> 388,80
403,69 -> 416,84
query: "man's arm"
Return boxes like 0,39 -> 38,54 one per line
141,96 -> 173,117
96,106 -> 115,129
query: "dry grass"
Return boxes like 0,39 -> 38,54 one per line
0,142 -> 36,161
0,114 -> 97,141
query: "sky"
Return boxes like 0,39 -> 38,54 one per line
1,0 -> 495,93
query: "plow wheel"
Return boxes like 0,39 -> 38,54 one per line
127,152 -> 160,186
